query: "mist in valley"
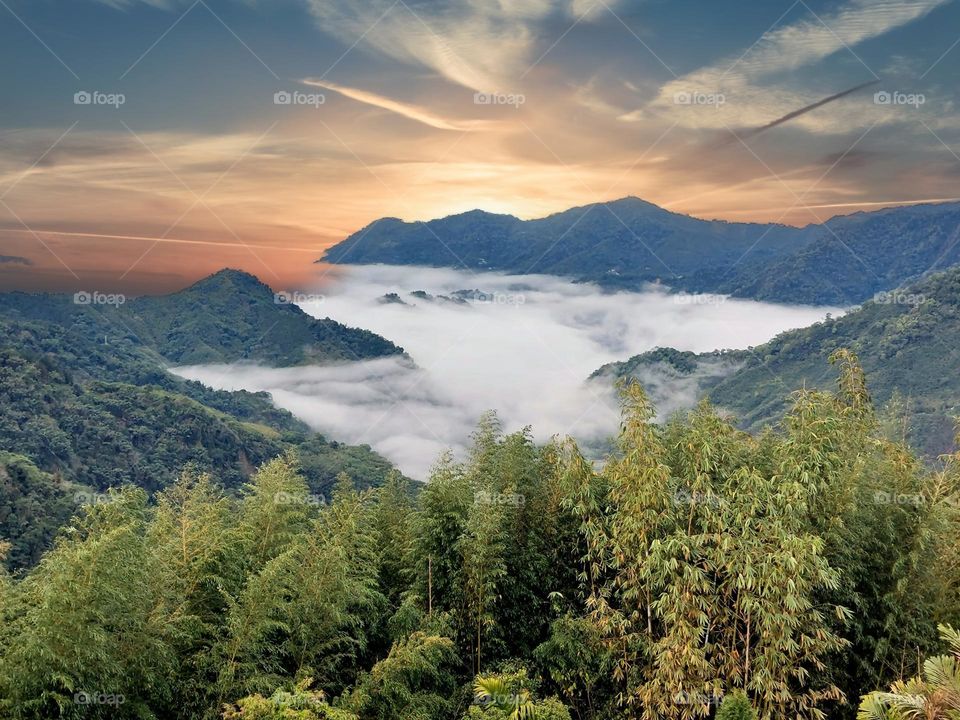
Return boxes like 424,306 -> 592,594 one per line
173,265 -> 842,478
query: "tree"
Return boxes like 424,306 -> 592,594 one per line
857,624 -> 960,720
342,632 -> 460,720
716,691 -> 757,720
222,678 -> 357,720
469,670 -> 572,720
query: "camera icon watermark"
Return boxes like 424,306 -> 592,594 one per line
462,290 -> 526,306
274,90 -> 325,108
73,290 -> 126,306
474,91 -> 525,108
274,290 -> 325,305
873,90 -> 925,108
474,490 -> 525,507
673,90 -> 725,108
873,491 -> 924,507
873,290 -> 926,307
673,293 -> 727,306
74,691 -> 125,707
73,90 -> 125,109
273,491 -> 326,506
73,491 -> 116,505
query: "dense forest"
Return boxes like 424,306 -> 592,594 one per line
1,351 -> 956,719
0,273 -> 404,570
594,266 -> 960,459
0,269 -> 404,366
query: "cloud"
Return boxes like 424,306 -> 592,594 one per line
0,255 -> 33,265
634,0 -> 950,132
172,264 -> 841,478
301,78 -> 481,131
301,0 -> 559,92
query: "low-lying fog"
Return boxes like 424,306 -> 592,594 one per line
173,265 -> 843,479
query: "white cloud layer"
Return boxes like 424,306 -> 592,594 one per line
173,265 -> 841,479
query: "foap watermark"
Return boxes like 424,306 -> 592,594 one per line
274,290 -> 325,305
274,90 -> 325,108
673,90 -> 725,108
873,290 -> 926,307
475,490 -> 525,507
873,491 -> 924,507
474,91 -> 525,108
73,290 -> 126,306
74,90 -> 125,108
473,692 -> 528,708
673,293 -> 727,306
274,491 -> 326,506
673,489 -> 724,508
74,691 -> 125,707
463,290 -> 526,306
73,491 -> 117,505
874,90 -> 925,108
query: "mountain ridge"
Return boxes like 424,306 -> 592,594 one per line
322,197 -> 960,305
0,268 -> 405,367
593,265 -> 960,458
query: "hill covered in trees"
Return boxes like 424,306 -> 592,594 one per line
0,355 -> 956,720
0,270 -> 408,570
593,267 -> 960,458
0,268 -> 404,366
322,198 -> 960,305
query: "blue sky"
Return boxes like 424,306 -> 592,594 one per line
1,0 -> 959,291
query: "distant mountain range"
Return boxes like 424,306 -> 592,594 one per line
0,269 -> 405,569
322,197 -> 960,306
593,266 -> 960,458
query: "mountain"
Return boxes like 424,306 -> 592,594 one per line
0,268 -> 404,366
720,202 -> 960,305
322,197 -> 807,292
322,198 -> 960,305
0,270 -> 408,569
593,267 -> 960,458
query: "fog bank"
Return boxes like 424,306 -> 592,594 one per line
173,265 -> 842,478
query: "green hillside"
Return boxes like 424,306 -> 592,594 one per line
595,268 -> 960,457
0,269 -> 410,570
0,268 -> 404,366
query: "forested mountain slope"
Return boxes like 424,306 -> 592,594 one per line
0,268 -> 404,366
0,270 -> 408,570
594,267 -> 960,457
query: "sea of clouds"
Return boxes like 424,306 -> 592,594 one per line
173,265 -> 842,479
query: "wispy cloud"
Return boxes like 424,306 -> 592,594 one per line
302,0 -> 571,92
302,78 -> 480,131
636,0 -> 950,131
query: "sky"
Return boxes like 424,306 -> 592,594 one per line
172,264 -> 840,477
1,0 -> 959,293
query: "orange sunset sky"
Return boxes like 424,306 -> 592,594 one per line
1,0 -> 959,293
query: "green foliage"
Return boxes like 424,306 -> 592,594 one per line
857,624 -> 960,720
223,678 -> 357,720
0,452 -> 74,569
0,315 -> 401,567
342,632 -> 460,720
0,352 -> 956,720
716,691 -> 758,720
598,267 -> 960,459
468,670 -> 571,720
0,269 -> 403,367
